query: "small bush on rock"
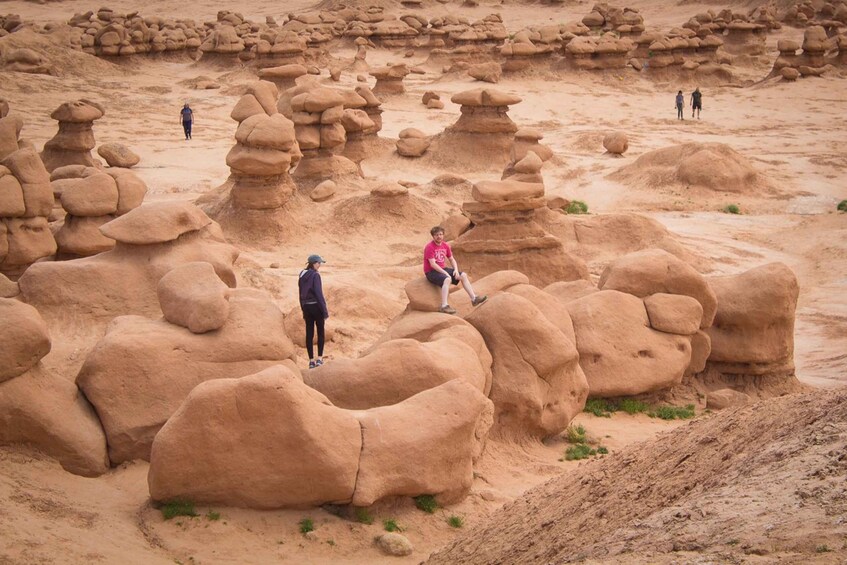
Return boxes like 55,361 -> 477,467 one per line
649,404 -> 696,420
448,515 -> 464,528
566,424 -> 587,444
723,204 -> 740,214
355,507 -> 374,525
567,200 -> 589,214
838,200 -> 847,212
299,518 -> 315,534
383,518 -> 403,532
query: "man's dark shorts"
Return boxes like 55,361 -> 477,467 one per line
426,267 -> 460,286
693,102 -> 702,110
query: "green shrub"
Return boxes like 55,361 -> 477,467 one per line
567,200 -> 589,215
838,200 -> 847,212
565,424 -> 587,444
354,507 -> 374,525
414,494 -> 438,514
815,545 -> 831,553
205,510 -> 221,521
383,518 -> 402,532
597,446 -> 609,454
583,398 -> 613,417
447,515 -> 464,528
564,444 -> 596,460
723,204 -> 740,214
618,398 -> 649,414
161,499 -> 199,520
298,518 -> 315,534
649,404 -> 696,420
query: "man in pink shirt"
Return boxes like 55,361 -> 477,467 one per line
424,225 -> 487,314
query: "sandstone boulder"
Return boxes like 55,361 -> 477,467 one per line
97,143 -> 140,168
567,290 -> 693,397
0,366 -> 109,477
157,262 -> 231,333
0,298 -> 51,383
598,249 -> 716,328
706,388 -> 751,410
603,132 -> 628,155
706,263 -> 798,375
77,289 -> 296,464
148,365 -> 362,508
465,293 -> 588,439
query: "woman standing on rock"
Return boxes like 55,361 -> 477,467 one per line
299,254 -> 328,369
180,103 -> 194,140
675,90 -> 685,120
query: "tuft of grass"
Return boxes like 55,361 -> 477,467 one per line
618,398 -> 649,414
326,539 -> 336,547
815,545 -> 831,553
298,518 -> 315,534
383,518 -> 403,532
161,499 -> 199,520
564,444 -> 596,460
723,203 -> 740,214
354,507 -> 374,525
565,424 -> 587,444
838,200 -> 847,212
584,398 -> 613,417
649,404 -> 696,420
205,510 -> 221,521
414,494 -> 438,514
726,538 -> 740,546
447,515 -> 464,528
566,200 -> 589,215
597,446 -> 609,454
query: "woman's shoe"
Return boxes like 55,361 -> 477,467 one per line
309,360 -> 316,369
315,359 -> 324,367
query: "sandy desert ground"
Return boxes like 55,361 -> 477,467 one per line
1,0 -> 846,562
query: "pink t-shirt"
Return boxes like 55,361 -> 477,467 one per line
423,241 -> 452,273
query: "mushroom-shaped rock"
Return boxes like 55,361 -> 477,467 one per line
40,100 -> 105,172
97,143 -> 141,168
148,365 -> 362,508
464,293 -> 588,439
706,263 -> 798,375
100,201 -> 212,245
0,298 -> 51,383
157,262 -> 231,333
598,249 -> 717,328
351,379 -> 493,505
396,128 -> 431,157
77,289 -> 296,464
566,290 -> 693,397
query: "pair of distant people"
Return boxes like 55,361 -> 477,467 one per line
675,88 -> 703,120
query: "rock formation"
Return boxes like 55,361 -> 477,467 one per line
97,143 -> 140,168
429,88 -> 522,171
53,167 -> 148,258
40,100 -> 105,173
147,366 -> 493,508
257,63 -> 307,91
369,63 -> 410,96
224,81 -> 301,209
451,155 -> 589,287
0,148 -> 57,279
18,201 -> 238,321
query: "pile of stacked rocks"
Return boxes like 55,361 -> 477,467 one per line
51,166 -> 148,258
452,153 -> 588,287
581,3 -> 645,36
564,34 -> 633,70
250,30 -> 307,68
0,149 -> 56,278
68,9 -> 204,57
770,25 -> 840,79
225,81 -> 301,209
40,100 -> 105,173
287,86 -> 359,183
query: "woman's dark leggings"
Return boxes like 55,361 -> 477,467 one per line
182,120 -> 192,138
302,303 -> 325,359
676,104 -> 683,119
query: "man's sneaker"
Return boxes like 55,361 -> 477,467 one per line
439,305 -> 457,315
309,360 -> 316,369
472,295 -> 488,306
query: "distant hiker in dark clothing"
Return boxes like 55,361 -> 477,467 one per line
180,103 -> 193,140
299,254 -> 328,369
675,91 -> 684,120
691,87 -> 702,119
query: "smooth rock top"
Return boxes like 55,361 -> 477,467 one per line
157,262 -> 231,333
99,201 -> 213,245
50,100 -> 105,123
235,113 -> 297,149
451,88 -> 522,107
515,128 -> 543,141
258,64 -> 308,78
472,179 -> 544,202
290,88 -> 345,113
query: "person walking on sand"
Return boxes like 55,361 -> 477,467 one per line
675,90 -> 685,120
180,103 -> 194,140
299,254 -> 328,369
424,226 -> 487,315
691,87 -> 702,119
